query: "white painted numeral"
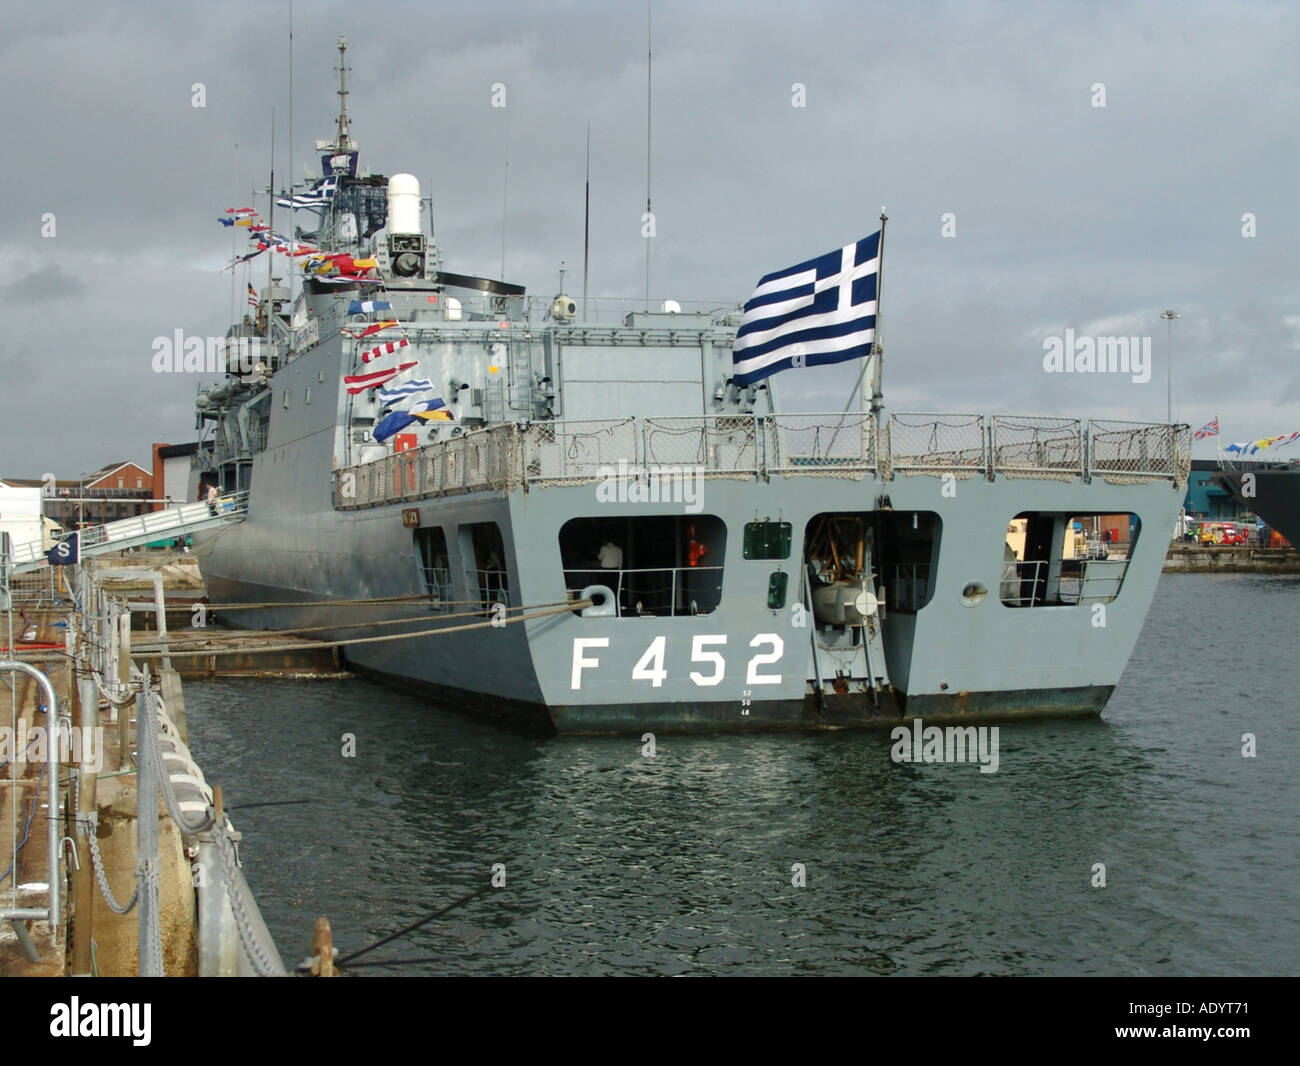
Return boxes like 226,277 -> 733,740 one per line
632,635 -> 668,687
746,633 -> 784,685
689,635 -> 727,686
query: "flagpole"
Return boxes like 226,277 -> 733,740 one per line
868,208 -> 887,415
267,107 -> 275,358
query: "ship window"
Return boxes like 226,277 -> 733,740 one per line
461,521 -> 509,611
559,515 -> 726,617
1001,512 -> 1140,607
415,526 -> 453,611
767,571 -> 788,609
743,520 -> 792,560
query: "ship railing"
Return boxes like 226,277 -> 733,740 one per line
1000,560 -> 1050,606
525,296 -> 742,326
332,413 -> 1190,509
1000,556 -> 1131,606
764,413 -> 877,478
884,413 -> 987,477
418,566 -> 455,612
1087,420 -> 1190,483
563,565 -> 724,617
991,415 -> 1085,479
469,568 -> 510,612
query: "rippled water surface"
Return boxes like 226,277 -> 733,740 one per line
183,573 -> 1300,975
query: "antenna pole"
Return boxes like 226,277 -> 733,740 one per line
500,108 -> 510,281
644,0 -> 652,308
583,122 -> 590,322
336,36 -> 351,151
286,0 -> 294,318
868,208 -> 888,415
266,108 -> 275,353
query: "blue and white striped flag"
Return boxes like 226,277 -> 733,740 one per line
276,175 -> 338,210
732,232 -> 880,386
376,377 -> 436,411
348,299 -> 393,315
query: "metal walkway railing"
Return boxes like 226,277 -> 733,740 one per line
8,492 -> 249,574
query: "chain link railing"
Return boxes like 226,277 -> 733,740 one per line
992,415 -> 1084,479
1088,420 -> 1187,482
764,413 -> 876,478
886,413 -> 986,477
643,416 -> 760,477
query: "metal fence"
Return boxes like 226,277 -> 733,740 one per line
334,413 -> 1189,509
563,565 -> 724,617
992,415 -> 1084,478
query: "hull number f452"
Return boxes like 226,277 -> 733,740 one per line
570,634 -> 784,689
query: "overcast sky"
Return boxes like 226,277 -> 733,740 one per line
2,0 -> 1296,478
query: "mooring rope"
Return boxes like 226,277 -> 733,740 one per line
129,599 -> 593,658
131,598 -> 579,652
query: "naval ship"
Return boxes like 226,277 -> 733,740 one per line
1216,463 -> 1300,549
191,41 -> 1191,733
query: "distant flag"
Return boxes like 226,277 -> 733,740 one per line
217,217 -> 236,227
234,217 -> 255,227
247,283 -> 258,309
732,231 -> 880,386
1193,417 -> 1219,440
346,320 -> 400,340
361,338 -> 411,364
225,247 -> 265,269
344,361 -> 419,395
1224,432 -> 1300,456
377,377 -> 435,410
348,300 -> 393,314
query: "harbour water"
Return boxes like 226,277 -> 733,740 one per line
184,573 -> 1300,976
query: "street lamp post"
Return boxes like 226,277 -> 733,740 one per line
1161,309 -> 1181,424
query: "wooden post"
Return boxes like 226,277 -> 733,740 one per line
312,916 -> 335,976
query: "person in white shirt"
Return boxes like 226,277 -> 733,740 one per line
597,541 -> 623,569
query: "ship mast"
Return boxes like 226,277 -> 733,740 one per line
335,35 -> 353,153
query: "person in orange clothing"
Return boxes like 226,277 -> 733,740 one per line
686,524 -> 707,567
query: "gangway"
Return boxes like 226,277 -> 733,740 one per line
7,491 -> 248,574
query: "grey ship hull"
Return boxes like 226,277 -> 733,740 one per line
193,323 -> 1184,734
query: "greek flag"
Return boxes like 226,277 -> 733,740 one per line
276,175 -> 338,210
732,232 -> 880,386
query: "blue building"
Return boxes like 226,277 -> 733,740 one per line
1183,460 -> 1240,519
